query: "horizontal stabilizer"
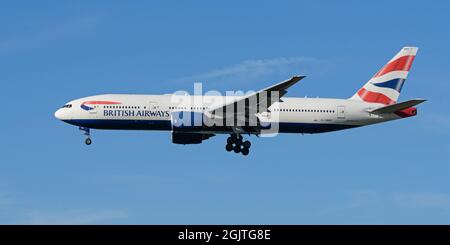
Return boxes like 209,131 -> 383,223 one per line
369,99 -> 427,114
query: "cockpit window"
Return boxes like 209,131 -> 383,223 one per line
61,104 -> 72,108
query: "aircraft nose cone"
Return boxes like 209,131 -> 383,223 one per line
54,109 -> 64,120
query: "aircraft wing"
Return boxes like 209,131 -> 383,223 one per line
208,75 -> 306,118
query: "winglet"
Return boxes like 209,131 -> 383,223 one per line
268,75 -> 306,97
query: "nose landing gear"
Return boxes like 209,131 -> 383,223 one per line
79,127 -> 92,145
226,134 -> 251,156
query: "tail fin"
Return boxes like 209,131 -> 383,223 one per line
350,47 -> 418,105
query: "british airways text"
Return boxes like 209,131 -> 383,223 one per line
103,110 -> 170,118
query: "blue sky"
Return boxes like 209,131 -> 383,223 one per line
1,0 -> 450,224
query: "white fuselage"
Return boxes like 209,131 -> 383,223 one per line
54,94 -> 406,135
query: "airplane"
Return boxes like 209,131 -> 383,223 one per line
55,47 -> 425,156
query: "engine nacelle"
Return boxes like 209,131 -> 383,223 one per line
171,132 -> 205,144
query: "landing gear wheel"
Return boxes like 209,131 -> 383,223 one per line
80,127 -> 92,146
241,147 -> 249,156
226,134 -> 250,155
227,137 -> 234,144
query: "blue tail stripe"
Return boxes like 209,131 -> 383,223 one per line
80,104 -> 93,111
372,78 -> 405,92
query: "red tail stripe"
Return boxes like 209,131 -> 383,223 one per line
374,55 -> 415,78
357,88 -> 396,105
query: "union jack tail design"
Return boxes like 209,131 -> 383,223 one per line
350,47 -> 418,105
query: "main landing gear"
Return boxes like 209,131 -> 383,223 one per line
225,134 -> 251,156
79,127 -> 92,145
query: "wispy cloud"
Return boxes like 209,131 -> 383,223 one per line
428,114 -> 450,127
344,190 -> 381,208
350,190 -> 450,211
0,191 -> 127,224
392,192 -> 450,210
320,190 -> 450,218
0,16 -> 100,54
0,193 -> 13,207
418,113 -> 450,136
173,56 -> 326,84
23,209 -> 128,225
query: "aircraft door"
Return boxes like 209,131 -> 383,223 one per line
337,106 -> 345,119
149,101 -> 159,110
